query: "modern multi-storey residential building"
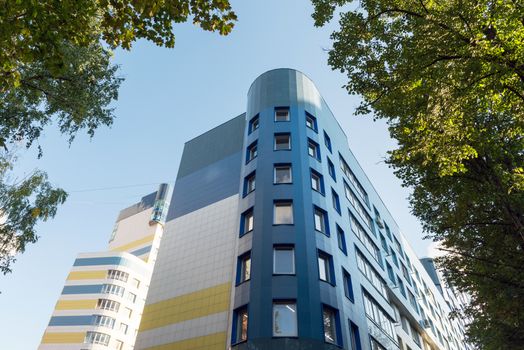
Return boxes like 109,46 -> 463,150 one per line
38,184 -> 171,350
133,69 -> 471,350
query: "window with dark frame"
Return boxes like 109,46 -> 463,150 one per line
274,201 -> 293,225
274,133 -> 291,150
248,115 -> 259,134
324,131 -> 332,152
244,172 -> 256,196
307,139 -> 320,160
310,169 -> 324,194
233,306 -> 248,343
246,141 -> 257,163
318,250 -> 334,284
342,268 -> 354,302
273,246 -> 295,275
314,207 -> 329,236
237,252 -> 251,284
274,164 -> 292,184
240,208 -> 254,236
306,112 -> 318,132
274,107 -> 290,122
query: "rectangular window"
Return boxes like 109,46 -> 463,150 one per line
249,114 -> 259,134
274,164 -> 292,184
410,323 -> 421,346
274,201 -> 293,225
345,182 -> 373,230
339,154 -> 369,206
314,207 -> 329,235
337,225 -> 347,255
119,322 -> 128,335
306,112 -> 317,132
102,284 -> 125,297
244,172 -> 256,195
84,331 -> 110,346
274,133 -> 291,150
386,262 -> 396,284
324,131 -> 332,153
237,252 -> 251,283
384,223 -> 392,240
350,321 -> 362,350
233,306 -> 248,343
370,337 -> 387,350
275,107 -> 290,121
323,306 -> 339,344
350,214 -> 380,262
356,249 -> 388,298
363,292 -> 396,340
342,268 -> 354,301
273,246 -> 295,275
408,290 -> 419,313
401,262 -> 412,285
127,292 -> 136,303
380,234 -> 388,251
115,340 -> 123,350
394,237 -> 405,259
240,208 -> 254,236
332,189 -> 341,214
96,299 -> 120,312
390,249 -> 399,267
107,270 -> 128,282
397,276 -> 406,297
124,307 -> 132,318
307,139 -> 320,160
246,141 -> 257,163
318,250 -> 334,284
327,158 -> 336,180
310,169 -> 324,194
273,301 -> 297,337
92,315 -> 115,329
131,278 -> 140,289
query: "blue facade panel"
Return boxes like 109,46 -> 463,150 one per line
48,315 -> 93,326
131,245 -> 152,257
62,284 -> 103,295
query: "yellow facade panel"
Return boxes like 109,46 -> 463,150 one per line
143,332 -> 226,350
55,299 -> 97,310
67,270 -> 107,280
111,234 -> 155,252
139,283 -> 231,331
41,332 -> 85,344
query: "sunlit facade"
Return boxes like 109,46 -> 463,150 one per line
38,184 -> 171,350
134,69 -> 472,350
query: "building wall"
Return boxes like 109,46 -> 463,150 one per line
39,186 -> 170,350
136,69 -> 471,350
134,117 -> 245,350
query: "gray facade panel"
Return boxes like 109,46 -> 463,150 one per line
167,151 -> 242,220
176,114 -> 246,179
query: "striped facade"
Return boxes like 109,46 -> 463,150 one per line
39,184 -> 171,350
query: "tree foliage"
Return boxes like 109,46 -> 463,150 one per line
312,0 -> 524,348
0,0 -> 236,274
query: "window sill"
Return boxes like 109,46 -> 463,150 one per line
239,230 -> 253,238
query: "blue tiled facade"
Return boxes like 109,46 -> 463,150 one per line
159,69 -> 470,350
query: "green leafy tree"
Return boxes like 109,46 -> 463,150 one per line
0,0 -> 236,274
312,0 -> 524,348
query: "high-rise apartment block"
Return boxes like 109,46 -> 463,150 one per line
39,184 -> 171,350
40,69 -> 471,350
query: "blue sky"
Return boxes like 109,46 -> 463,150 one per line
0,1 -> 433,348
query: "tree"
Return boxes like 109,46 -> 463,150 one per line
312,0 -> 524,348
0,0 -> 236,274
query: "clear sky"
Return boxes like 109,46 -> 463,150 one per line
0,1 -> 435,348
